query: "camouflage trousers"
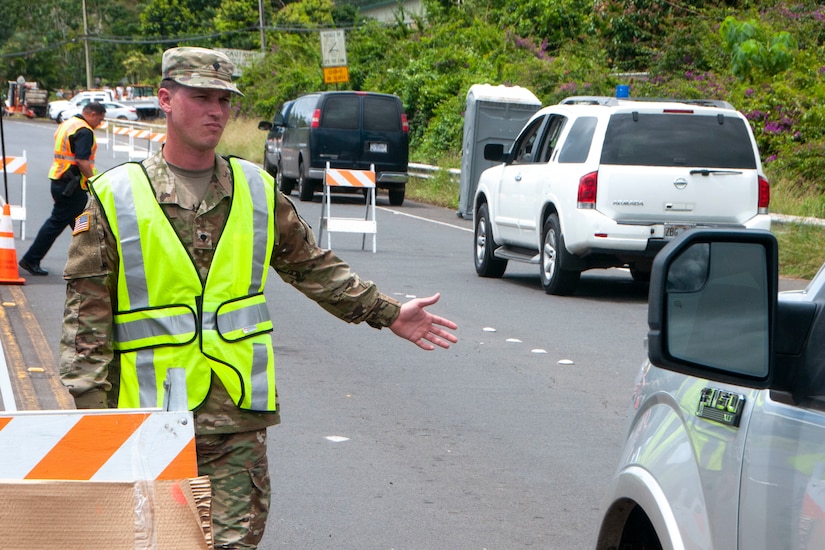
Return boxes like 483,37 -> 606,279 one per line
197,429 -> 271,549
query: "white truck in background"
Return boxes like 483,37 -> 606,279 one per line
48,86 -> 160,122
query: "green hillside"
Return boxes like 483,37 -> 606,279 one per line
3,0 -> 824,219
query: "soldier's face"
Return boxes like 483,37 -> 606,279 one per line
161,85 -> 231,152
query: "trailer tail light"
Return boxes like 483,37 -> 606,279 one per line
311,108 -> 321,128
758,175 -> 770,213
401,113 -> 409,133
578,171 -> 598,209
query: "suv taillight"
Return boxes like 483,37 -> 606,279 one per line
578,172 -> 598,209
311,108 -> 321,128
758,175 -> 770,213
401,113 -> 409,133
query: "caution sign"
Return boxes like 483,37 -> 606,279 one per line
323,66 -> 350,84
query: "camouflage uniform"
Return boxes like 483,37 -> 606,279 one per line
60,152 -> 401,548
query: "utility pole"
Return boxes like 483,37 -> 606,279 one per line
82,0 -> 93,89
258,0 -> 266,53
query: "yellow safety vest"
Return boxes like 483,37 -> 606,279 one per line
48,116 -> 97,183
89,158 -> 278,411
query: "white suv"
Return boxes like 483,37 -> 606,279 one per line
473,96 -> 771,295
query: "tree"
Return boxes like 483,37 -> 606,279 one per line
720,16 -> 797,81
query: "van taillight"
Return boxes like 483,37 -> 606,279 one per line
578,172 -> 598,209
758,175 -> 770,213
401,113 -> 409,133
311,108 -> 321,128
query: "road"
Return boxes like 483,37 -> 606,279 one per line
0,117 -> 808,549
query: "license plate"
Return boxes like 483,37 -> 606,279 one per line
369,142 -> 388,153
664,224 -> 695,239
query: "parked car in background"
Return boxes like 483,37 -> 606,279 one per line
258,91 -> 410,205
596,227 -> 825,550
57,100 -> 138,122
48,90 -> 115,121
473,96 -> 771,295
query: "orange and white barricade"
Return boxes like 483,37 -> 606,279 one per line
318,163 -> 377,253
0,369 -> 195,480
0,152 -> 28,240
110,122 -> 166,160
0,369 -> 213,548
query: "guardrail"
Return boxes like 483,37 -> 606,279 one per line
408,162 -> 460,181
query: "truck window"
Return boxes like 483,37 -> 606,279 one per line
557,116 -> 597,164
600,113 -> 757,169
511,116 -> 546,165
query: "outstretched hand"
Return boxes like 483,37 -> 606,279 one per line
389,293 -> 458,350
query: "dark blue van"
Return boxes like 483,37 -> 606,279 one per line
259,91 -> 410,205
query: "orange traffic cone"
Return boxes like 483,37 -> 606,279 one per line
0,203 -> 25,284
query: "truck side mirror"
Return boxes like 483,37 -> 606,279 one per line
648,228 -> 778,388
258,120 -> 272,131
483,143 -> 505,162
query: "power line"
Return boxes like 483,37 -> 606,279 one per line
0,23 -> 371,59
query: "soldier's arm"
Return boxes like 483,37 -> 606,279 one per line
59,200 -> 118,406
270,191 -> 400,328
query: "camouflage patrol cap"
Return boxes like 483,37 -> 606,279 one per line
161,47 -> 243,96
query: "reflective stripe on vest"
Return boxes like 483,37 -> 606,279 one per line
90,159 -> 277,411
48,116 -> 97,181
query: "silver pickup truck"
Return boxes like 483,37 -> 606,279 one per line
596,228 -> 825,550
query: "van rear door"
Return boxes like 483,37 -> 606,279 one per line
361,94 -> 408,177
595,108 -> 763,227
313,93 -> 361,169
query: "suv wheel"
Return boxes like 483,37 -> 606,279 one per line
474,203 -> 507,278
276,162 -> 294,195
388,187 -> 405,206
298,161 -> 314,202
540,214 -> 580,295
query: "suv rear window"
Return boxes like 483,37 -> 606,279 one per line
320,95 -> 359,129
364,96 -> 401,132
600,113 -> 757,169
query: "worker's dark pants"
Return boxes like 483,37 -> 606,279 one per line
21,179 -> 88,265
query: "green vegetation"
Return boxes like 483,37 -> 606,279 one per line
4,0 -> 825,278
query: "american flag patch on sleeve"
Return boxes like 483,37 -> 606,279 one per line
72,211 -> 91,235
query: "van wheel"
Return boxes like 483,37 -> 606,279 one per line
388,187 -> 405,206
540,214 -> 580,295
298,162 -> 314,202
474,203 -> 507,278
276,163 -> 294,195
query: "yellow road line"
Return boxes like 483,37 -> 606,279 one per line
10,286 -> 74,409
0,286 -> 74,410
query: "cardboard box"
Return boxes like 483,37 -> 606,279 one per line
0,476 -> 212,549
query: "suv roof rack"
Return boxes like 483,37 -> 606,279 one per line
559,96 -> 735,110
560,96 -> 619,106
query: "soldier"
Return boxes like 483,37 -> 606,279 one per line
19,101 -> 106,276
59,46 -> 458,549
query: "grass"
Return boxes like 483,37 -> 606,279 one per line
219,116 -> 266,162
222,117 -> 825,281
